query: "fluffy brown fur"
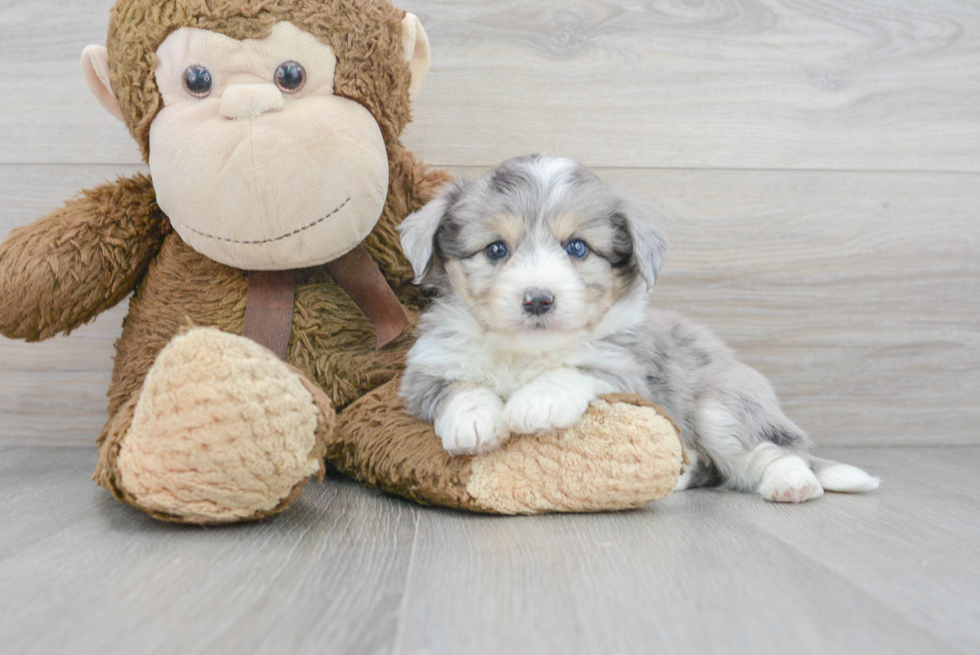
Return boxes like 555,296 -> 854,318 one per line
0,0 -> 453,521
0,0 -> 684,523
107,0 -> 416,160
87,150 -> 450,518
0,175 -> 168,341
333,382 -> 685,514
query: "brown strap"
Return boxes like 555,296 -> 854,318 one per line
242,270 -> 296,360
242,247 -> 407,357
324,245 -> 409,350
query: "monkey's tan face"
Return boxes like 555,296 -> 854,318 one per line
148,22 -> 389,270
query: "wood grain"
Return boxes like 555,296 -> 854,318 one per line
607,167 -> 980,446
736,447 -> 980,655
402,0 -> 980,171
1,0 -> 979,171
1,443 -> 976,655
3,165 -> 976,446
0,444 -> 420,655
393,450 -> 978,655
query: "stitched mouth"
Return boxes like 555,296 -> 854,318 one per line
176,197 -> 351,245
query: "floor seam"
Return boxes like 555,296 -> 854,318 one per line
747,514 -> 974,655
390,507 -> 422,655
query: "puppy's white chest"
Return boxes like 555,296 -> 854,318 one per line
463,346 -> 568,399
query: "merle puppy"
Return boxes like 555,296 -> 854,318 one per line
397,155 -> 878,502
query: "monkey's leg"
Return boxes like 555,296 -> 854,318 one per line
94,327 -> 334,524
331,379 -> 686,514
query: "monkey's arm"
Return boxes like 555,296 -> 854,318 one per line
0,174 -> 168,341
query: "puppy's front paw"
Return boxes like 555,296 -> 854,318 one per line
759,456 -> 824,503
434,388 -> 508,456
503,386 -> 590,435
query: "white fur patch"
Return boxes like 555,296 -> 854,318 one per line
434,387 -> 509,456
488,244 -> 588,335
405,288 -> 647,405
695,401 -> 785,490
758,456 -> 824,503
695,400 -> 824,503
503,368 -> 613,435
816,463 -> 881,493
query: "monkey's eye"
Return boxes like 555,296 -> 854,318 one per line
485,241 -> 510,262
565,239 -> 590,259
275,61 -> 306,93
183,65 -> 214,98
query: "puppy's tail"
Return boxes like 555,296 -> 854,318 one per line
810,457 -> 880,493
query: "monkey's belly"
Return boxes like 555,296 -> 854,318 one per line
107,232 -> 418,417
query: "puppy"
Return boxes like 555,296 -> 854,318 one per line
398,155 -> 879,503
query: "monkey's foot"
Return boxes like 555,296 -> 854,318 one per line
97,327 -> 333,524
334,382 -> 686,514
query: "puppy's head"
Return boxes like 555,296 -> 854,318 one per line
399,155 -> 669,336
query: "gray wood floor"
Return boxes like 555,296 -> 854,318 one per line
0,444 -> 977,655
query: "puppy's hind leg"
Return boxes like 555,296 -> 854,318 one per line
758,454 -> 824,503
695,399 -> 823,503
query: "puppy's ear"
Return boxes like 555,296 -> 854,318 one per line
621,201 -> 670,287
399,182 -> 461,284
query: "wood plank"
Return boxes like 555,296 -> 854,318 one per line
0,444 -> 102,559
2,443 -> 976,655
0,0 -> 140,165
394,477 -> 967,654
402,0 -> 980,172
0,443 -> 418,655
834,446 -> 980,499
605,167 -> 980,447
2,165 -> 977,446
2,0 -> 979,171
736,446 -> 980,654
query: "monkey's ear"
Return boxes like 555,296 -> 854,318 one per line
398,183 -> 458,284
81,45 -> 125,122
401,13 -> 431,101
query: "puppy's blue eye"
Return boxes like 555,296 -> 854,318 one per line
565,239 -> 589,259
485,241 -> 509,261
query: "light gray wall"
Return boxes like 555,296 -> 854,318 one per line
1,0 -> 977,446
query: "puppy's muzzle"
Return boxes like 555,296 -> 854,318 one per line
522,289 -> 555,316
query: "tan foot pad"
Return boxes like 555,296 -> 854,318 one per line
467,395 -> 685,514
117,328 -> 324,523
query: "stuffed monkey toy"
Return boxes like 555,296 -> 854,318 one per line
0,0 -> 684,524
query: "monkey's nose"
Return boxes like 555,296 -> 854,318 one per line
522,289 -> 555,316
219,84 -> 285,120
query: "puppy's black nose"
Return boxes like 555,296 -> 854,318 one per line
522,289 -> 555,316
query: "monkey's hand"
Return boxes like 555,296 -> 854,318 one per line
0,174 -> 168,341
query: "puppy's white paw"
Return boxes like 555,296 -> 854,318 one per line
759,456 -> 824,503
503,385 -> 591,435
434,388 -> 508,456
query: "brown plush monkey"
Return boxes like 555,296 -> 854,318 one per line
0,0 -> 684,524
